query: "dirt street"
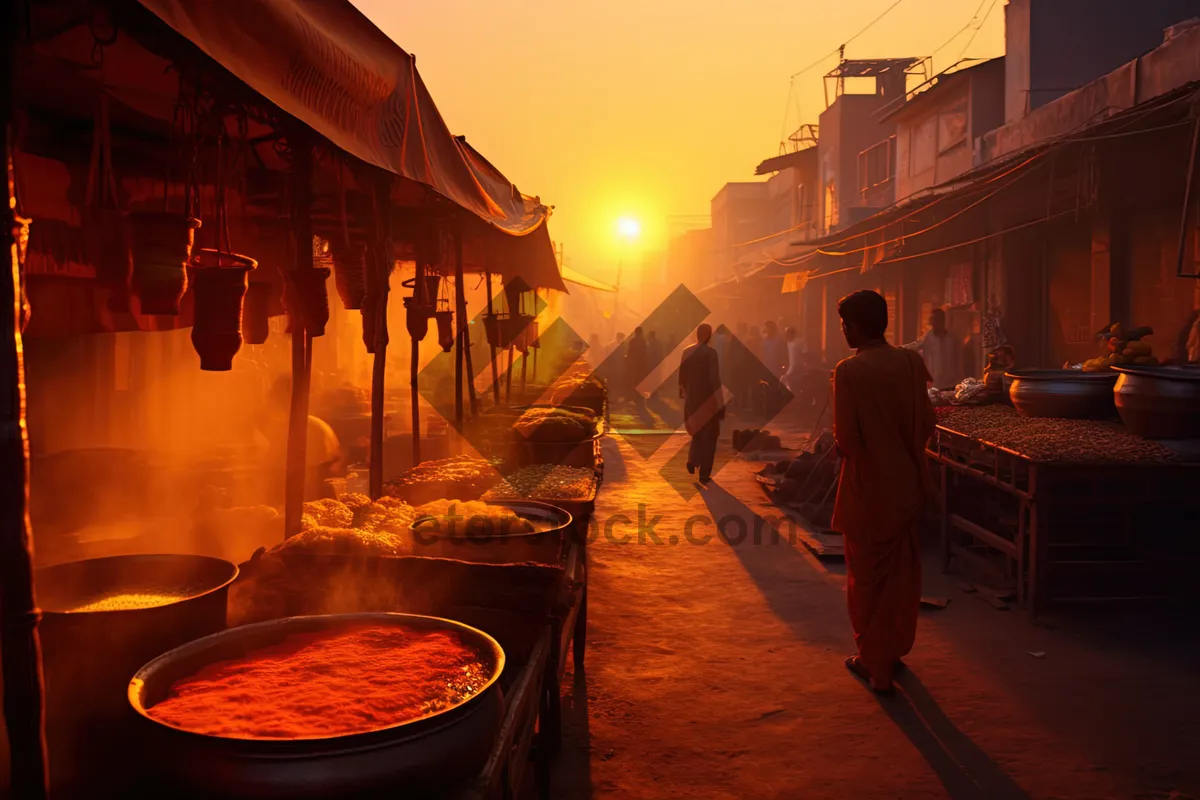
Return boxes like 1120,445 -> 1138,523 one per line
550,429 -> 1200,800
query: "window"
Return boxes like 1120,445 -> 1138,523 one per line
823,181 -> 838,231
858,138 -> 894,196
938,99 -> 969,153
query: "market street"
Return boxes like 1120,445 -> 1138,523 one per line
552,431 -> 1200,800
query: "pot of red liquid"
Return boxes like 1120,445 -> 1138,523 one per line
128,612 -> 505,799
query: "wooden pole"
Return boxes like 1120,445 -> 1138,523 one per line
453,231 -> 464,431
485,271 -> 500,406
506,345 -> 514,403
368,178 -> 390,498
455,227 -> 477,417
0,5 -> 50,791
410,262 -> 422,467
284,141 -> 313,539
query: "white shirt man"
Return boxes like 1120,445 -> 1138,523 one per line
907,310 -> 963,389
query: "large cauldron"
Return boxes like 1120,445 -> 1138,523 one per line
1113,365 -> 1200,439
1006,369 -> 1119,419
35,554 -> 238,798
128,613 -> 505,799
410,500 -> 572,565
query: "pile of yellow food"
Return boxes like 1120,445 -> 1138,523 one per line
513,407 -> 596,443
70,592 -> 188,612
413,499 -> 534,538
548,373 -> 605,412
1082,323 -> 1159,372
482,464 -> 595,501
272,497 -> 421,558
383,456 -> 499,506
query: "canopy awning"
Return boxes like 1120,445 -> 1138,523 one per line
134,0 -> 548,236
560,266 -> 616,293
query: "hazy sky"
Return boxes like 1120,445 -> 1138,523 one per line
353,0 -> 1004,281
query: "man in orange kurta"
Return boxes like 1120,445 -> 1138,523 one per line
831,290 -> 936,694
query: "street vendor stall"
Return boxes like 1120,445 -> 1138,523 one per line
1,0 -> 596,798
929,403 -> 1200,614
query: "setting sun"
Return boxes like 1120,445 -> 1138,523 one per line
616,217 -> 642,240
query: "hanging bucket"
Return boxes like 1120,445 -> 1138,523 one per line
434,309 -> 455,352
129,212 -> 201,315
189,249 -> 257,371
83,209 -> 132,312
243,280 -> 272,345
287,267 -> 331,337
332,242 -> 368,310
404,298 -> 432,341
483,314 -> 504,348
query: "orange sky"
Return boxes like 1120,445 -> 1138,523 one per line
353,0 -> 1004,282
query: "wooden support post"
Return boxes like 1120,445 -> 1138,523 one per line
284,141 -> 313,539
0,8 -> 50,790
455,228 -> 477,418
506,344 -> 515,403
410,262 -> 422,467
368,179 -> 390,499
453,233 -> 464,431
485,271 -> 500,406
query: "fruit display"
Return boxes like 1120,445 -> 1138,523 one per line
482,464 -> 597,501
382,455 -> 500,505
548,373 -> 606,413
1081,323 -> 1159,372
301,498 -> 354,529
513,406 -> 597,443
934,404 -> 1178,463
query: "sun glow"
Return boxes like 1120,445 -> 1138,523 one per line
616,217 -> 642,240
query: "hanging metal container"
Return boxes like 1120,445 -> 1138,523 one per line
404,298 -> 430,340
286,267 -> 332,337
434,308 -> 454,352
189,249 -> 257,371
243,280 -> 272,345
332,241 -> 368,311
129,212 -> 201,315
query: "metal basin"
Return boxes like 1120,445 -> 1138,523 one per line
128,613 -> 504,799
35,554 -> 238,797
1113,365 -> 1200,439
1006,369 -> 1119,419
411,500 -> 572,565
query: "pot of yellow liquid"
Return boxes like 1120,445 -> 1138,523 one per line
32,554 -> 238,799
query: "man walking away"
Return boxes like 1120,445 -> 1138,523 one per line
832,290 -> 936,694
907,307 -> 962,390
782,326 -> 807,395
679,323 -> 725,483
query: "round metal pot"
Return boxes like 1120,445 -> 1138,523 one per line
1113,365 -> 1200,439
129,212 -> 201,315
128,613 -> 505,799
36,554 -> 238,797
1006,369 -> 1119,419
410,500 -> 572,565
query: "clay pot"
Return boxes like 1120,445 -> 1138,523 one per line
243,281 -> 272,345
189,249 -> 257,371
129,212 -> 201,315
332,242 -> 368,310
287,267 -> 331,337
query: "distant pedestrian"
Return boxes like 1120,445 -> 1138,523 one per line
679,323 -> 725,483
646,331 -> 664,397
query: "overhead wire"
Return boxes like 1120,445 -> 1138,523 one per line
788,0 -> 908,79
955,0 -> 1001,63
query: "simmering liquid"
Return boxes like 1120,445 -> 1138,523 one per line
147,625 -> 490,739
